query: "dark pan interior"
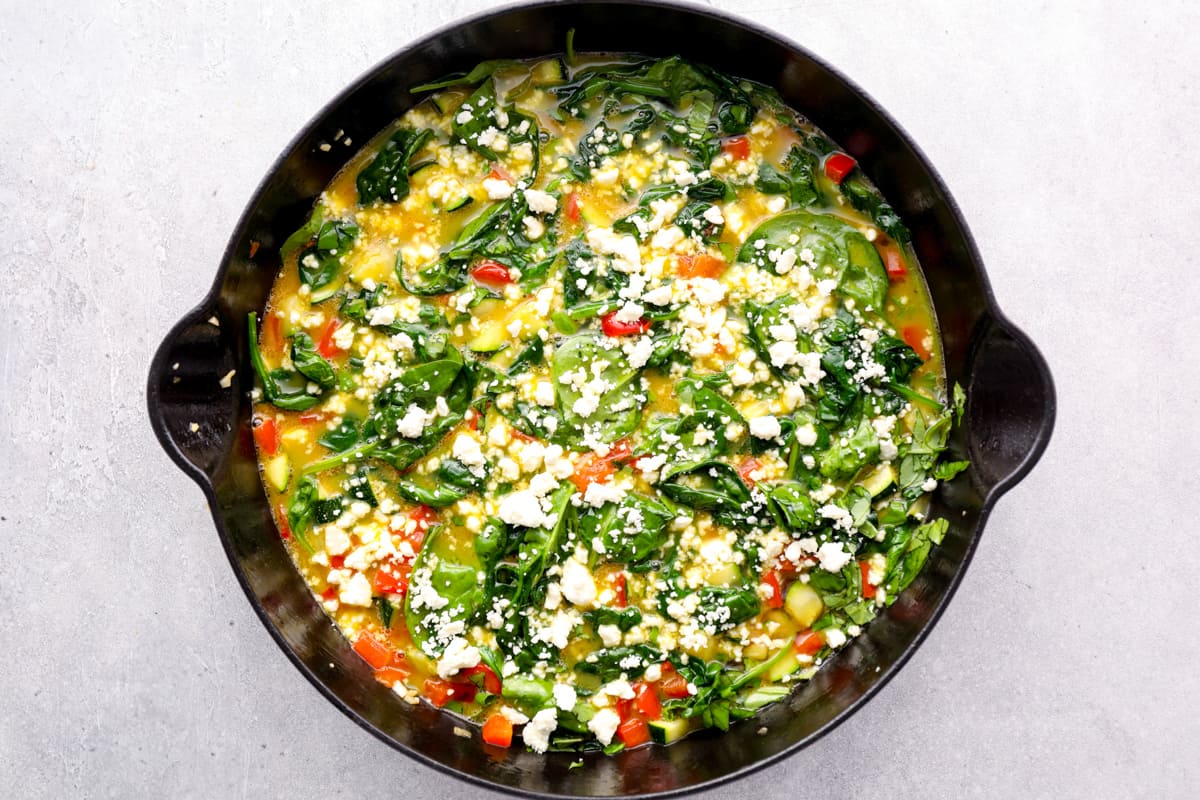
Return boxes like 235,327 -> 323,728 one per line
147,2 -> 1055,796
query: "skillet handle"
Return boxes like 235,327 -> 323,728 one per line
146,305 -> 242,487
963,312 -> 1056,498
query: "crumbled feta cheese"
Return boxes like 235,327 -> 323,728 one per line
560,558 -> 596,607
552,683 -> 578,712
338,573 -> 373,607
587,708 -> 621,746
816,541 -> 853,572
436,636 -> 481,678
482,177 -> 514,199
524,188 -> 558,214
523,708 -> 558,753
749,415 -> 782,440
597,624 -> 622,647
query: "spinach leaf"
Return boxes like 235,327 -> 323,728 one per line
583,606 -> 643,632
403,524 -> 486,657
393,479 -> 468,508
410,59 -> 520,92
285,476 -> 317,552
659,461 -> 768,530
552,334 -> 644,446
247,312 -> 322,411
318,416 -> 360,452
819,417 -> 880,479
290,332 -> 336,389
298,220 -> 358,295
838,234 -> 888,311
356,128 -> 435,205
367,356 -> 477,471
873,334 -> 923,383
766,482 -> 817,531
754,145 -> 819,207
573,644 -> 662,682
451,79 -> 540,166
694,586 -> 760,632
596,493 -> 674,568
374,596 -> 395,628
839,174 -> 910,243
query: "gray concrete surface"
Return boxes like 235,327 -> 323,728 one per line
2,0 -> 1197,797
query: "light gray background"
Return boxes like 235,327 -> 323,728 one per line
2,0 -> 1197,797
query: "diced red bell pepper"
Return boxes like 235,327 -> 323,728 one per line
329,554 -> 345,570
902,324 -> 931,361
565,192 -> 581,222
374,665 -> 411,688
617,717 -> 651,748
860,561 -> 877,599
675,253 -> 727,279
603,439 -> 634,464
824,152 -> 857,184
252,416 -> 278,456
794,630 -> 824,656
487,163 -> 513,183
612,572 -> 628,609
316,319 -> 343,359
423,677 -> 476,707
277,504 -> 292,540
470,260 -> 515,285
482,713 -> 514,747
882,246 -> 907,280
659,673 -> 690,699
373,559 -> 412,596
736,457 -> 762,488
463,663 -> 503,694
352,632 -> 393,670
600,311 -> 652,337
570,453 -> 615,492
721,135 -> 751,160
761,570 -> 784,610
633,681 -> 662,720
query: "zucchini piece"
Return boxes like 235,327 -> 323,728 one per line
263,454 -> 291,492
407,160 -> 436,178
532,57 -> 567,85
859,463 -> 897,497
431,92 -> 456,115
445,195 -> 474,212
309,279 -> 343,304
469,318 -> 508,353
784,582 -> 824,628
766,648 -> 801,682
648,718 -> 689,745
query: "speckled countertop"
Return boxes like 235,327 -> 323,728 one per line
2,1 -> 1197,797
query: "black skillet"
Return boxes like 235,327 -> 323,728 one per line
146,1 -> 1055,796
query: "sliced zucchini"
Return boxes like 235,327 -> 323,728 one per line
431,92 -> 456,115
309,279 -> 343,304
859,463 -> 897,497
407,160 -> 436,178
532,57 -> 567,85
784,582 -> 824,629
648,718 -> 689,745
766,649 -> 800,682
263,454 -> 291,492
445,194 -> 474,212
469,318 -> 508,353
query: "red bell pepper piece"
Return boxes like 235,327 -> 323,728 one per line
600,311 -> 651,337
824,152 -> 857,183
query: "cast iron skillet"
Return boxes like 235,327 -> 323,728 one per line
146,1 -> 1055,796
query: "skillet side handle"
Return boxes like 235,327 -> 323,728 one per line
146,306 -> 242,488
964,313 -> 1056,499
